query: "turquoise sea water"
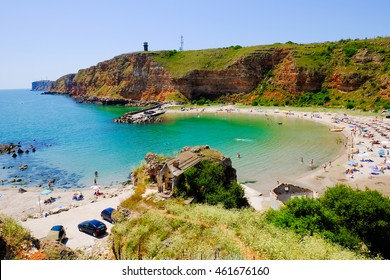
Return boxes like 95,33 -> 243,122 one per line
0,89 -> 342,193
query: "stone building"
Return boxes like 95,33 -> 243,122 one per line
156,151 -> 201,193
270,183 -> 318,210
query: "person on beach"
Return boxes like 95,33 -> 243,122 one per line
300,157 -> 304,164
94,171 -> 98,184
323,163 -> 327,172
310,159 -> 314,168
237,152 -> 241,159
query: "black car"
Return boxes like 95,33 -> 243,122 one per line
101,207 -> 115,223
78,219 -> 107,237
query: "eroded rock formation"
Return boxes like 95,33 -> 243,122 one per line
36,37 -> 390,106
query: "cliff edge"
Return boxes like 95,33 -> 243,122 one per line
40,37 -> 390,110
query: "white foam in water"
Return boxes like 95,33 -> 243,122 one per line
234,138 -> 254,142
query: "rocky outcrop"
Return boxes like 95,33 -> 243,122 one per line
31,80 -> 54,91
49,74 -> 76,93
67,54 -> 175,100
174,49 -> 289,98
327,71 -> 370,92
273,53 -> 325,93
379,75 -> 390,99
140,145 -> 237,186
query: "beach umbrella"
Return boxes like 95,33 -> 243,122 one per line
41,189 -> 52,195
385,162 -> 390,167
90,185 -> 101,190
348,160 -> 357,165
369,165 -> 377,169
378,149 -> 385,155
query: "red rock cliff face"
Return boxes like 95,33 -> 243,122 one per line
50,74 -> 75,93
50,49 -> 295,101
175,49 -> 290,98
273,53 -> 325,94
47,41 -> 389,103
326,72 -> 370,92
69,54 -> 176,100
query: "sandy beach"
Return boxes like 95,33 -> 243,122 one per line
0,184 -> 133,250
1,105 -> 389,249
166,105 -> 390,209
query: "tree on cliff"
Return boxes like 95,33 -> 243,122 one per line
174,160 -> 249,209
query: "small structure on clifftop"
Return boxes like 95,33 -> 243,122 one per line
270,183 -> 318,210
157,151 -> 201,193
133,145 -> 248,208
138,145 -> 237,194
143,42 -> 148,51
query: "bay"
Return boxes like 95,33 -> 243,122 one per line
0,89 -> 342,194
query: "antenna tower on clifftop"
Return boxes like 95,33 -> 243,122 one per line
179,35 -> 184,51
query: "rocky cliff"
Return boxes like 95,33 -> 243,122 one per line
45,37 -> 390,109
31,80 -> 53,91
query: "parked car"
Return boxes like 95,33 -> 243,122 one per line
101,207 -> 115,223
78,219 -> 107,237
46,225 -> 66,242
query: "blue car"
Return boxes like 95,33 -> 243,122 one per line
101,207 -> 115,223
47,225 -> 66,242
78,219 -> 107,237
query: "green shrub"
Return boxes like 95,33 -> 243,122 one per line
229,45 -> 242,50
175,160 -> 248,209
166,50 -> 178,57
266,184 -> 390,258
320,185 -> 390,259
266,197 -> 361,250
345,101 -> 355,109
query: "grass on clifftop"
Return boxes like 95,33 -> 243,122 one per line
151,45 -> 274,77
151,37 -> 390,76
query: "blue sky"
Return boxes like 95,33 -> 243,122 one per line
1,0 -> 389,89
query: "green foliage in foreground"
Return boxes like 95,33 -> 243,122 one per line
110,202 -> 367,260
0,214 -> 33,259
321,185 -> 390,259
266,184 -> 390,259
174,160 -> 249,209
0,214 -> 78,260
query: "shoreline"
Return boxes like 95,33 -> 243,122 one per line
0,105 -> 389,249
